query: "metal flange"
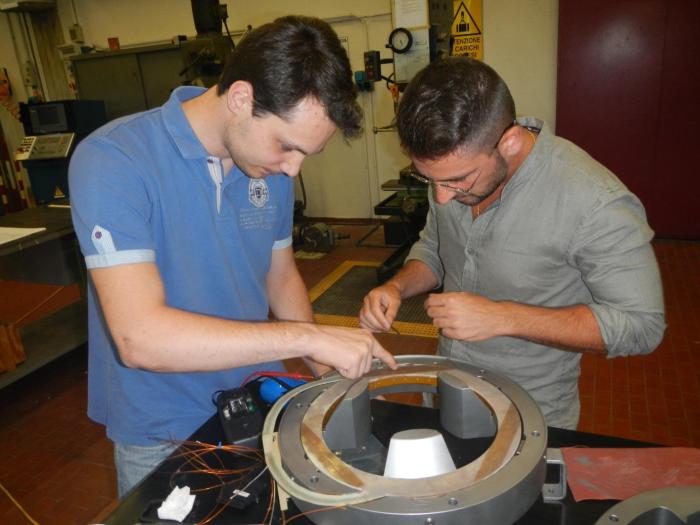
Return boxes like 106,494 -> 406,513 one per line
594,486 -> 700,525
262,355 -> 548,524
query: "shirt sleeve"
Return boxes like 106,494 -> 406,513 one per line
272,175 -> 294,250
69,137 -> 156,269
406,191 -> 445,285
569,188 -> 666,357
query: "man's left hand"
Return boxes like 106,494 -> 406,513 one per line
424,292 -> 511,341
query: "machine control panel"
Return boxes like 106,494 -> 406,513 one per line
15,133 -> 75,161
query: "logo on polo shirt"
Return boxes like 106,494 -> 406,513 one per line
248,179 -> 269,208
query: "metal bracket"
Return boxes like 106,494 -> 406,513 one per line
543,447 -> 567,502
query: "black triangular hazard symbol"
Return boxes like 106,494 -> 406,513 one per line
452,1 -> 482,36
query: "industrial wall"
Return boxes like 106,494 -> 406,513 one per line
0,0 -> 558,218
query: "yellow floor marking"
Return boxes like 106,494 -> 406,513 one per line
309,261 -> 438,339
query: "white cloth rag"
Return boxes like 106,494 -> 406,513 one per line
157,485 -> 196,522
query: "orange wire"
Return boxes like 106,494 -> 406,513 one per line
261,478 -> 275,524
168,439 -> 346,525
152,439 -> 268,525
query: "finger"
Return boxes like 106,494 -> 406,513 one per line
354,341 -> 370,378
360,310 -> 387,332
360,349 -> 372,377
372,342 -> 397,370
359,312 -> 380,331
333,342 -> 360,378
371,295 -> 394,331
441,328 -> 455,339
424,296 -> 440,313
432,314 -> 451,323
425,304 -> 447,320
361,294 -> 385,326
365,296 -> 392,332
358,306 -> 379,331
382,298 -> 400,326
431,316 -> 451,330
343,359 -> 361,379
425,293 -> 445,307
359,301 -> 385,332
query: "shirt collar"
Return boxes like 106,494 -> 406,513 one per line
162,86 -> 210,159
517,116 -> 546,134
511,116 -> 549,180
494,116 -> 550,202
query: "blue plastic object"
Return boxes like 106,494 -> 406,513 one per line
258,376 -> 307,404
354,70 -> 373,91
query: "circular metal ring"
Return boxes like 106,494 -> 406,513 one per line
262,355 -> 547,524
594,486 -> 700,525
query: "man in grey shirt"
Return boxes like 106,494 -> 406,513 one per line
360,57 -> 665,429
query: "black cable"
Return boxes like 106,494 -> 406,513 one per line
178,51 -> 205,77
354,223 -> 402,249
217,3 -> 235,48
222,18 -> 235,48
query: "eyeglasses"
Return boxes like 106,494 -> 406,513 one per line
407,170 -> 476,196
407,121 -> 517,196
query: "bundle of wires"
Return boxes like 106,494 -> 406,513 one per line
179,371 -> 344,524
166,439 -> 272,524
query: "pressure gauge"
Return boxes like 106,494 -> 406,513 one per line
387,27 -> 413,54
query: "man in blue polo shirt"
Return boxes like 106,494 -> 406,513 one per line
69,16 -> 396,497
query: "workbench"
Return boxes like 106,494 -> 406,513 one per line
0,202 -> 86,385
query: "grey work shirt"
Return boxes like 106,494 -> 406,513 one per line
407,117 -> 666,429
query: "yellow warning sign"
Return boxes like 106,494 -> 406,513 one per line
451,0 -> 483,59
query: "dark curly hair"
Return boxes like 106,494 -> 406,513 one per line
217,16 -> 362,139
397,57 -> 515,159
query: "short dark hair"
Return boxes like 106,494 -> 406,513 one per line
397,57 -> 515,159
217,16 -> 362,139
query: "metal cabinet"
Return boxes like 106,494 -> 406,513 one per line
72,44 -> 184,122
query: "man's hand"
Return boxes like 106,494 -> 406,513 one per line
305,325 -> 397,378
425,291 -> 510,341
359,283 -> 402,332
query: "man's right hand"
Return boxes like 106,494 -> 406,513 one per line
359,283 -> 402,333
305,325 -> 397,378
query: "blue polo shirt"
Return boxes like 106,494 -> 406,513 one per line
69,86 -> 290,445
